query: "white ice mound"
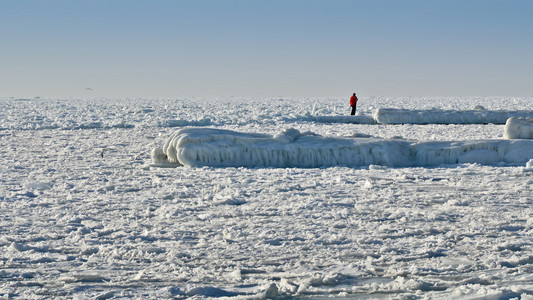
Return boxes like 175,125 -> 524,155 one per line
373,108 -> 533,124
504,117 -> 533,139
154,128 -> 533,168
521,159 -> 533,172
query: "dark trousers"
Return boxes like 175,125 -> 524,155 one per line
350,104 -> 357,115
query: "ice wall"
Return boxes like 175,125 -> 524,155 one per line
155,128 -> 533,168
160,128 -> 411,168
504,117 -> 533,139
411,140 -> 533,166
373,108 -> 533,124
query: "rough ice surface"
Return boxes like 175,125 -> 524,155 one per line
2,97 -> 532,131
158,127 -> 533,168
374,107 -> 533,124
504,117 -> 533,139
1,96 -> 533,299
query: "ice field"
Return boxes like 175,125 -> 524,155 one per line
1,96 -> 533,299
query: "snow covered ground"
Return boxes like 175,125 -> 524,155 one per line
1,96 -> 533,299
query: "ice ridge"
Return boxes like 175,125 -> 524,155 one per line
154,128 -> 533,168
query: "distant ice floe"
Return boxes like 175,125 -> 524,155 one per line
373,108 -> 533,124
283,108 -> 533,125
155,108 -> 532,126
153,128 -> 533,168
504,117 -> 533,139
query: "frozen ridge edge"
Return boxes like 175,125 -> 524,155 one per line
373,108 -> 533,124
152,128 -> 533,168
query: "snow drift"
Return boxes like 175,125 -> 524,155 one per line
154,128 -> 533,168
373,108 -> 533,124
504,117 -> 533,139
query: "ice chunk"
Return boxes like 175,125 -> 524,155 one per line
264,283 -> 279,298
527,159 -> 533,169
273,128 -> 301,143
504,117 -> 533,139
186,286 -> 237,297
24,181 -> 53,190
150,148 -> 180,167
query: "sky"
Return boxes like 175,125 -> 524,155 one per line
1,0 -> 532,98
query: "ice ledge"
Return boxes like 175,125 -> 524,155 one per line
153,128 -> 533,168
373,108 -> 533,125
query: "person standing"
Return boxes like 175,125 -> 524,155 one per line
350,93 -> 358,115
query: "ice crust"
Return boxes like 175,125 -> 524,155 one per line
374,108 -> 533,124
157,127 -> 533,168
504,117 -> 533,139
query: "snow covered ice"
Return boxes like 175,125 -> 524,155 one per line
1,96 -> 533,299
373,107 -> 533,125
156,127 -> 533,168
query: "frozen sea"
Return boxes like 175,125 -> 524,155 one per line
1,96 -> 533,299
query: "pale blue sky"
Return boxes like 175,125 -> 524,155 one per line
1,0 -> 532,98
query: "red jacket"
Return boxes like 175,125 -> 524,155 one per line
350,95 -> 358,106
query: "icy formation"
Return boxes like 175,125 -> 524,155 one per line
410,140 -> 533,166
373,108 -> 533,124
160,128 -> 411,168
156,128 -> 533,168
504,117 -> 533,139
